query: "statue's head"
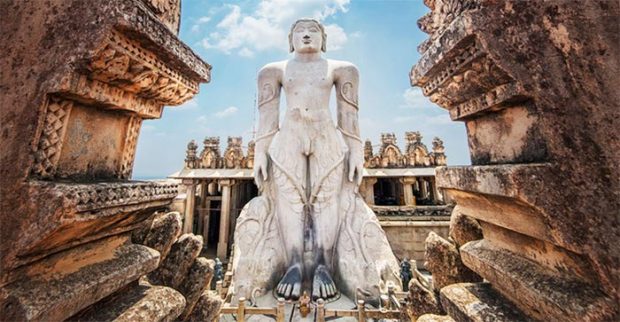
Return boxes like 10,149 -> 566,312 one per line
288,18 -> 327,53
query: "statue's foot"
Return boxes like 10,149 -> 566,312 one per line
276,264 -> 302,301
312,264 -> 338,300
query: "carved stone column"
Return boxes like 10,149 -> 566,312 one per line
0,0 -> 211,320
217,179 -> 235,259
419,178 -> 429,200
359,177 -> 378,205
400,177 -> 417,206
411,1 -> 619,320
183,180 -> 197,234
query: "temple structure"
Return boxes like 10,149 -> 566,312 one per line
170,131 -> 452,265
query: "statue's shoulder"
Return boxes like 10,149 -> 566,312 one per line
328,59 -> 359,79
258,61 -> 286,80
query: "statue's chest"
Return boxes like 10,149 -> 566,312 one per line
283,68 -> 333,92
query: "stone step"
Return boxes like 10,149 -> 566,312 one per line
0,236 -> 160,322
440,283 -> 530,322
68,283 -> 185,322
417,314 -> 456,322
460,240 -> 617,321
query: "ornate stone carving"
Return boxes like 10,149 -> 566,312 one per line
363,132 -> 446,168
246,140 -> 255,169
67,182 -> 178,212
120,116 -> 142,179
364,139 -> 374,162
31,97 -> 73,178
58,73 -> 163,119
223,137 -> 244,169
417,0 -> 481,53
142,0 -> 181,34
431,137 -> 447,166
88,31 -> 198,106
405,131 -> 431,167
185,140 -> 198,169
199,137 -> 221,169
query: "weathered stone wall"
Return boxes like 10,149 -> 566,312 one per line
410,0 -> 619,321
379,218 -> 450,267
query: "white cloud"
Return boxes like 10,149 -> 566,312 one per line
393,113 -> 451,125
239,48 -> 255,57
400,87 -> 433,109
191,16 -> 212,33
197,16 -> 212,24
324,24 -> 347,50
202,1 -> 351,57
214,106 -> 239,118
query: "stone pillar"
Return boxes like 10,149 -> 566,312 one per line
430,177 -> 443,204
419,178 -> 429,200
217,179 -> 234,259
0,1 -> 211,320
208,181 -> 217,195
411,1 -> 620,320
400,177 -> 417,206
360,177 -> 378,205
183,180 -> 197,234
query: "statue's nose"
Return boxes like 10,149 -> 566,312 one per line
303,35 -> 310,39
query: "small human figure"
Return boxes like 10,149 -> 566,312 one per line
212,257 -> 224,289
400,257 -> 413,291
299,291 -> 311,317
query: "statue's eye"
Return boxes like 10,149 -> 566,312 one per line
309,28 -> 319,32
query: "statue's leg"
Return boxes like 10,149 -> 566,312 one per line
269,137 -> 307,300
307,136 -> 346,300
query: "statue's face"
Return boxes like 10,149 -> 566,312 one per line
291,20 -> 323,53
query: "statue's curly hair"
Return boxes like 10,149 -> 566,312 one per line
288,18 -> 327,53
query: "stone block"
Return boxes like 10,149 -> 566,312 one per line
137,211 -> 183,260
179,257 -> 215,320
440,283 -> 530,322
448,206 -> 482,248
68,284 -> 185,322
406,278 -> 444,318
149,233 -> 203,289
187,291 -> 223,322
417,314 -> 455,322
0,238 -> 160,322
460,240 -> 617,321
424,232 -> 481,291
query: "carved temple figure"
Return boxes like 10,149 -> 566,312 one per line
231,18 -> 400,304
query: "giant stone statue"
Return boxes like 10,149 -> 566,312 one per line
231,18 -> 401,304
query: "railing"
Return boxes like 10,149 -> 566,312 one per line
217,286 -> 408,322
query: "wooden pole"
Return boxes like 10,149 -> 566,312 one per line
237,297 -> 246,322
317,299 -> 325,322
357,300 -> 366,322
276,297 -> 285,322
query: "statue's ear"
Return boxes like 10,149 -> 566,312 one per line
289,33 -> 295,53
321,33 -> 327,52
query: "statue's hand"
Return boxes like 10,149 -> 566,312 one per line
348,149 -> 364,186
254,152 -> 269,190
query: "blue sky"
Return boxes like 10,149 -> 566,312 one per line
133,0 -> 470,179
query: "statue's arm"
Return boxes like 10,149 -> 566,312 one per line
335,63 -> 363,185
254,64 -> 281,188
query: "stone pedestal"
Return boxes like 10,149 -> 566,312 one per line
411,1 -> 619,320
